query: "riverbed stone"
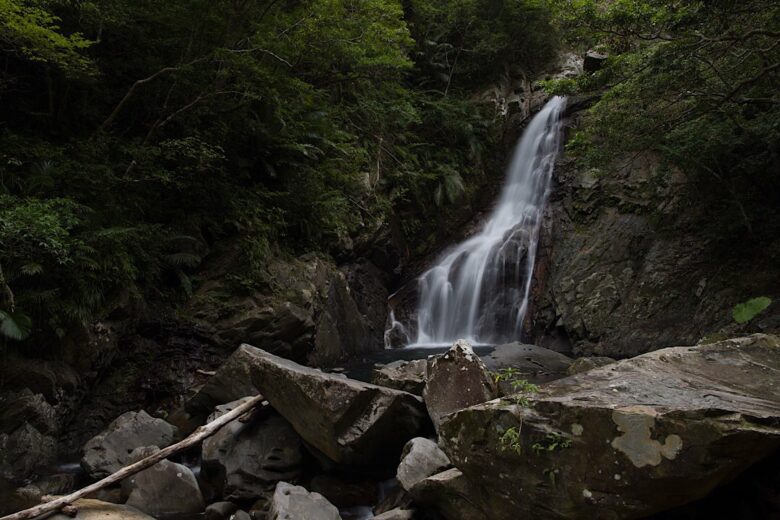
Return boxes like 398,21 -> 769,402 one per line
396,438 -> 450,492
439,334 -> 780,519
121,447 -> 204,517
201,397 -> 302,501
268,482 -> 342,520
81,410 -> 177,479
372,359 -> 427,395
423,340 -> 497,432
48,499 -> 155,520
205,501 -> 239,520
237,344 -> 428,465
409,468 -> 489,520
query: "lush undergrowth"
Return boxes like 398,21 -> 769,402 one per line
0,0 -> 557,346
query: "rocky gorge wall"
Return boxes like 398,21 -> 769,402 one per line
528,98 -> 780,357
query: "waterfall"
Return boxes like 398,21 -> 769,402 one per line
413,96 -> 567,346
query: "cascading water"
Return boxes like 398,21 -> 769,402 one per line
412,96 -> 566,346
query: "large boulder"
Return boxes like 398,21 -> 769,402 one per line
396,438 -> 450,492
81,411 -> 177,479
439,334 -> 780,519
482,343 -> 573,384
201,397 -> 302,501
373,359 -> 427,395
120,448 -> 204,517
268,482 -> 342,520
48,499 -> 154,520
423,340 -> 497,432
239,344 -> 429,465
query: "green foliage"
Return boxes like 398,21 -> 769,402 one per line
0,310 -> 31,340
733,297 -> 772,324
493,368 -> 541,393
499,425 -> 523,455
547,0 -> 780,233
0,0 -> 559,345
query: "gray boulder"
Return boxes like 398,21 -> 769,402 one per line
238,344 -> 428,465
423,340 -> 497,432
482,343 -> 573,384
566,355 -> 616,376
409,469 -> 489,520
121,448 -> 204,517
268,482 -> 342,520
396,438 -> 450,492
583,49 -> 608,72
48,499 -> 154,520
373,359 -> 427,395
439,334 -> 780,519
81,410 -> 177,479
201,397 -> 302,501
205,502 -> 239,520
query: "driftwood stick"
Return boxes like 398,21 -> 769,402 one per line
1,394 -> 266,520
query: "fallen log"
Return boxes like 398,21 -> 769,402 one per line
1,394 -> 266,520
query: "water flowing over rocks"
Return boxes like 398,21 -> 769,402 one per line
268,482 -> 342,520
81,410 -> 177,479
438,334 -> 780,519
423,340 -> 498,432
201,397 -> 302,501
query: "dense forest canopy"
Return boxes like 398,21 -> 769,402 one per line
0,0 -> 778,347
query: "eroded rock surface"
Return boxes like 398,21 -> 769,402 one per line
48,499 -> 154,520
234,344 -> 428,465
268,482 -> 342,520
439,334 -> 780,519
482,343 -> 573,384
373,359 -> 427,395
81,410 -> 177,479
201,397 -> 302,501
122,448 -> 205,517
423,340 -> 497,432
396,438 -> 450,492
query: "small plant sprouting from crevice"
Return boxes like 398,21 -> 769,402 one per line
499,423 -> 523,455
531,433 -> 572,456
543,467 -> 560,487
494,368 -> 539,406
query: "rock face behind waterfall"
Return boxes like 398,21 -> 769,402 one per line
438,334 -> 780,519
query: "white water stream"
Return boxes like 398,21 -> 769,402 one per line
411,96 -> 567,346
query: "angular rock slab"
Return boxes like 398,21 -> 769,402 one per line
396,437 -> 450,492
439,334 -> 780,519
48,499 -> 154,520
240,344 -> 429,465
268,482 -> 342,520
482,343 -> 573,384
201,397 -> 302,500
81,410 -> 177,479
423,340 -> 497,432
